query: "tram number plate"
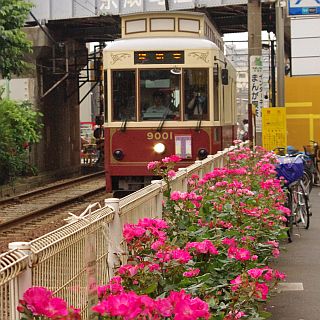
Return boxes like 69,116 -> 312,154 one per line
147,132 -> 173,140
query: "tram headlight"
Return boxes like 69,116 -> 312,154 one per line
113,149 -> 124,160
153,143 -> 166,154
198,148 -> 208,160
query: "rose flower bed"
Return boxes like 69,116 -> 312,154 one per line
18,143 -> 288,319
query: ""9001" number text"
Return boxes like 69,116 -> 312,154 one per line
146,132 -> 173,140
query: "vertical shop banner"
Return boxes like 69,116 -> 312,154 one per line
250,56 -> 263,132
262,107 -> 287,151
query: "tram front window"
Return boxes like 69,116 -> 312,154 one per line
184,69 -> 209,121
112,70 -> 136,121
140,70 -> 181,121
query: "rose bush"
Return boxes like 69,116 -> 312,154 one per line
19,142 -> 287,319
18,287 -> 80,320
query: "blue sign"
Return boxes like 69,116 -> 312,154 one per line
289,0 -> 320,15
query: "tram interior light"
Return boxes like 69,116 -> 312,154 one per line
198,148 -> 208,160
154,143 -> 166,154
113,149 -> 124,160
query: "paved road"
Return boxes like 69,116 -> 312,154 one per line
265,187 -> 320,320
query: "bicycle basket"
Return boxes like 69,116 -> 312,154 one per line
275,156 -> 304,185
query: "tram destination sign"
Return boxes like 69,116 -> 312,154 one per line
134,51 -> 184,64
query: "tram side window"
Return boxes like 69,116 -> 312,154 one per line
112,70 -> 136,121
184,69 -> 209,121
140,69 -> 181,121
104,71 -> 108,122
213,65 -> 219,121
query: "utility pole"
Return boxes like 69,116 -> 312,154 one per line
270,40 -> 276,107
276,0 -> 285,107
248,0 -> 262,144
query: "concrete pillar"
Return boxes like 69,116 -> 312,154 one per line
24,26 -> 88,177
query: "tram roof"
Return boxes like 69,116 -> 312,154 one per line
104,37 -> 219,52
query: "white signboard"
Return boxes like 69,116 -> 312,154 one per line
291,17 -> 320,75
249,56 -> 263,132
288,0 -> 320,16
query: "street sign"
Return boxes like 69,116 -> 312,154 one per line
249,55 -> 263,132
262,107 -> 287,151
288,0 -> 320,16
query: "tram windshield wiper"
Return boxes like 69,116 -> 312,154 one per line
195,103 -> 203,132
196,117 -> 202,132
120,118 -> 127,132
157,110 -> 169,132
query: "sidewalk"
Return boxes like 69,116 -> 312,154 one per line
266,187 -> 320,319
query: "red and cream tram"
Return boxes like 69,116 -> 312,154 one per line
103,11 -> 237,192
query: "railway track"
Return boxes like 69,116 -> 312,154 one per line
0,172 -> 112,253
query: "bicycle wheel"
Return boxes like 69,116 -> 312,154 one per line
295,182 -> 310,229
287,190 -> 296,242
302,169 -> 313,194
314,163 -> 320,186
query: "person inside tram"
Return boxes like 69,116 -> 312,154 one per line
143,91 -> 169,119
185,90 -> 207,120
113,96 -> 136,121
163,91 -> 180,120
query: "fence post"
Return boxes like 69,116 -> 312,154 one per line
105,198 -> 121,278
151,180 -> 164,218
8,242 -> 32,320
195,160 -> 204,178
177,168 -> 188,192
216,151 -> 224,168
207,155 -> 216,172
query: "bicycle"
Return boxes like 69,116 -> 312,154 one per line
274,147 -> 313,194
286,179 -> 310,242
303,140 -> 320,187
275,154 -> 311,242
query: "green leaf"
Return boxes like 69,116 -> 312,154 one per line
207,297 -> 217,308
258,310 -> 273,319
141,282 -> 158,294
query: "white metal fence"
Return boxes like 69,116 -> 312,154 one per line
0,145 -> 242,319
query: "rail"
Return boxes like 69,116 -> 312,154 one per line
0,171 -> 105,206
0,144 -> 246,320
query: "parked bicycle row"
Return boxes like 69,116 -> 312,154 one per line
274,140 -> 320,193
273,140 -> 320,242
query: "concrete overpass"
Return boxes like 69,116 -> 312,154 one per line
26,0 -> 283,41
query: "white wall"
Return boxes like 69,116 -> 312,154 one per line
79,78 -> 93,123
291,17 -> 320,76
